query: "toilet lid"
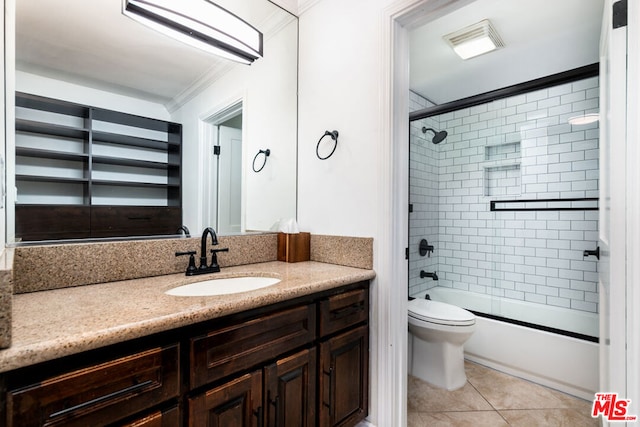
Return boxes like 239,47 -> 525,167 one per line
408,298 -> 475,326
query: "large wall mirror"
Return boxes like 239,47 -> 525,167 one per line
5,0 -> 298,244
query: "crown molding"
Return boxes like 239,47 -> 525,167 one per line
297,0 -> 323,15
166,10 -> 296,113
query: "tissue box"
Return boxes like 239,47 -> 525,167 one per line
277,232 -> 310,263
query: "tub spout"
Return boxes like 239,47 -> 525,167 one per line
420,270 -> 438,281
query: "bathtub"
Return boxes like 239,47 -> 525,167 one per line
422,286 -> 599,400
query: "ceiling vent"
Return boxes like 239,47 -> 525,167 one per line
444,19 -> 504,60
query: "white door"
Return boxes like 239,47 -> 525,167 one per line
217,125 -> 242,234
599,0 -> 629,423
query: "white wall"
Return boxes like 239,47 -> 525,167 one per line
16,71 -> 171,120
298,0 -> 387,237
298,1 -> 402,425
0,0 -> 7,249
171,18 -> 298,233
409,92 -> 440,298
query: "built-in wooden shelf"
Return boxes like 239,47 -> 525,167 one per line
14,92 -> 183,240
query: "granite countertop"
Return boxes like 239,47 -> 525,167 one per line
0,261 -> 375,373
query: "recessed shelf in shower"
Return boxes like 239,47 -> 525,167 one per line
484,164 -> 521,197
485,141 -> 521,162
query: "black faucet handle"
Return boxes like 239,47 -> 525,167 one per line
176,251 -> 198,275
176,250 -> 196,256
209,247 -> 229,269
210,248 -> 229,254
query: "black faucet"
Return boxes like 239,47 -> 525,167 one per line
200,227 -> 229,273
176,225 -> 191,237
420,270 -> 438,281
175,227 -> 229,276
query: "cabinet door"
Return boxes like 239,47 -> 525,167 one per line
319,325 -> 369,427
264,348 -> 316,427
189,370 -> 263,427
120,405 -> 180,427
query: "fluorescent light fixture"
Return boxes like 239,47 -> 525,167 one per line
568,113 -> 600,125
444,20 -> 504,60
123,0 -> 263,65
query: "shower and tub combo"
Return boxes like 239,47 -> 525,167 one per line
408,67 -> 601,398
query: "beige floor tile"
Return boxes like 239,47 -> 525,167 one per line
464,361 -> 591,410
418,411 -> 510,427
407,412 -> 429,427
407,374 -> 493,413
500,408 -> 600,426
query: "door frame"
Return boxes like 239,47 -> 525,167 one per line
600,1 -> 640,422
383,0 -> 640,425
380,1 -> 468,425
624,0 -> 640,418
200,100 -> 243,232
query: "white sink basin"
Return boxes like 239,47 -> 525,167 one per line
165,276 -> 281,296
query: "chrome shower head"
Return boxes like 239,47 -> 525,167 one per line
421,127 -> 448,144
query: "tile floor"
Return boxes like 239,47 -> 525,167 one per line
408,361 -> 599,426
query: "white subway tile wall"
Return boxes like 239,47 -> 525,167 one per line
409,91 -> 439,298
409,76 -> 599,314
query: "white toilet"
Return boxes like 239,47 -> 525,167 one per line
408,298 -> 476,390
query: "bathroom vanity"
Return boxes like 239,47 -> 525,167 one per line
0,261 -> 373,426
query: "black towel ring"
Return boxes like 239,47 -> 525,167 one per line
316,130 -> 339,160
252,149 -> 271,173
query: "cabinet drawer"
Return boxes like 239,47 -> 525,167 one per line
7,344 -> 180,427
190,305 -> 316,389
15,205 -> 91,241
319,288 -> 369,338
90,206 -> 181,238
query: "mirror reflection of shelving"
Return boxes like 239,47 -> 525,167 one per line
15,100 -> 90,205
90,116 -> 181,207
14,93 -> 182,241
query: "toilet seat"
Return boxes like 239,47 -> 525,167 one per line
408,299 -> 475,326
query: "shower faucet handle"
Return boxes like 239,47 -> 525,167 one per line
419,239 -> 434,257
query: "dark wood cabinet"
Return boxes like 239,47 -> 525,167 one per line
1,282 -> 369,427
14,92 -> 182,241
120,405 -> 180,427
319,288 -> 368,337
5,344 -> 180,427
190,305 -> 316,389
265,349 -> 317,427
15,205 -> 91,241
189,371 -> 263,427
190,348 -> 317,427
90,206 -> 182,238
319,326 -> 369,427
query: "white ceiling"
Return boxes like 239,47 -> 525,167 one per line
409,0 -> 605,105
17,0 -> 604,109
15,0 -> 290,108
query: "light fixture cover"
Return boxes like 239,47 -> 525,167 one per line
444,19 -> 504,60
123,0 -> 263,65
568,113 -> 599,125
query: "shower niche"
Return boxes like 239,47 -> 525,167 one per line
483,142 -> 522,197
